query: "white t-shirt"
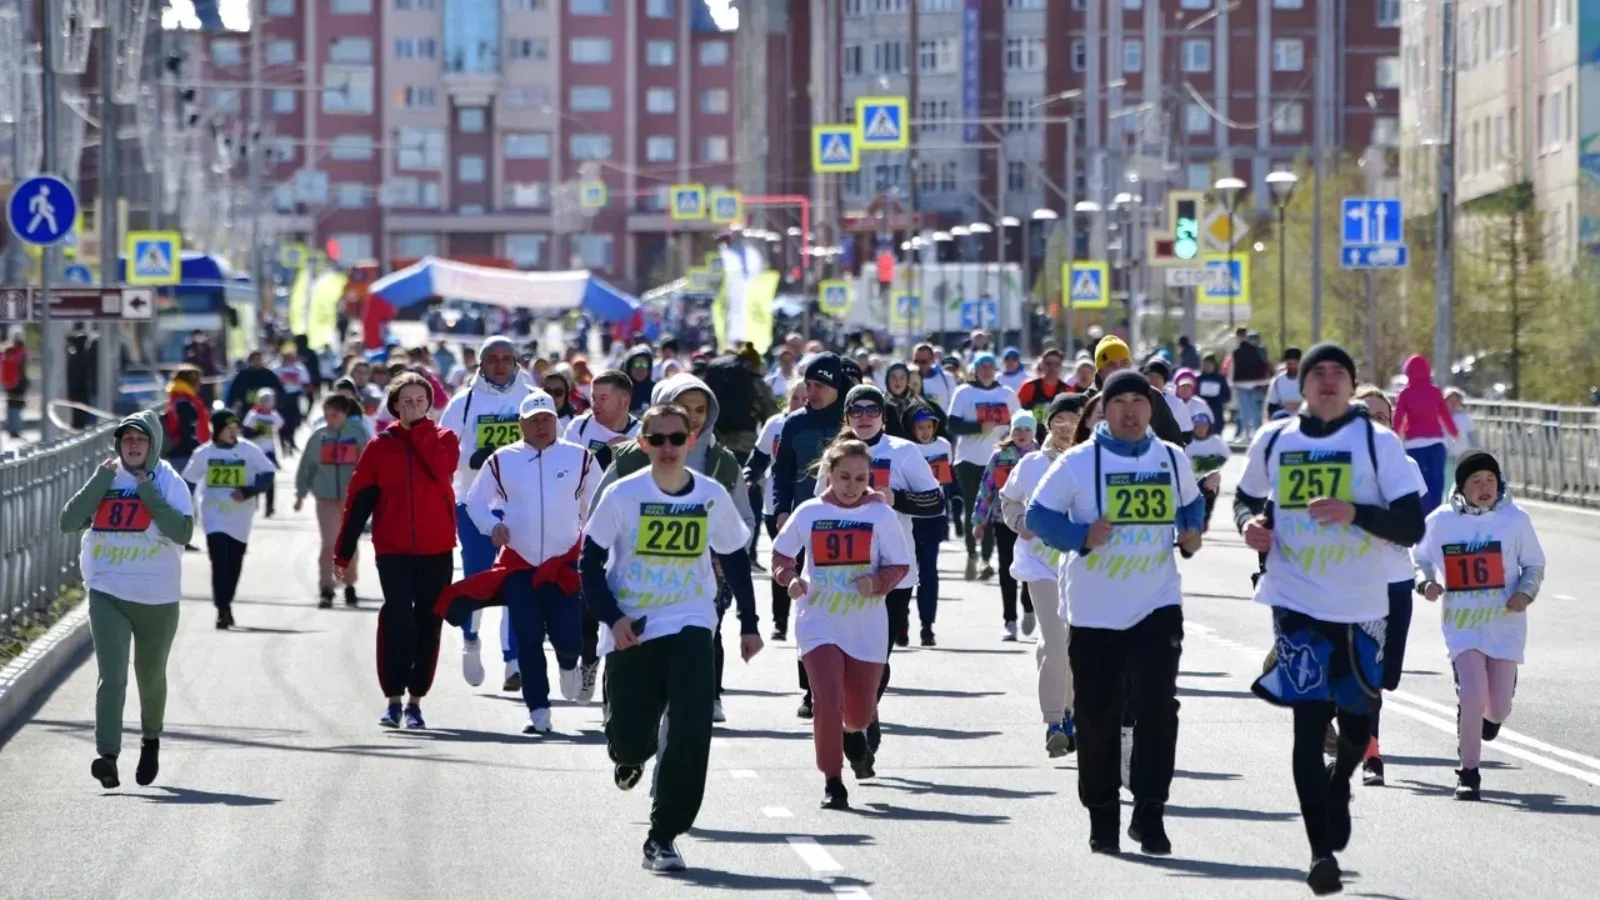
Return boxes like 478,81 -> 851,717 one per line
182,441 -> 278,543
1384,458 -> 1429,583
1161,389 -> 1195,434
585,469 -> 750,655
1029,437 -> 1199,629
1267,372 -> 1303,410
916,436 -> 956,490
1001,450 -> 1065,584
438,378 -> 534,497
1237,416 -> 1420,623
80,462 -> 194,605
766,369 -> 797,399
1445,411 -> 1477,459
998,367 -> 1030,394
947,382 -> 1022,466
918,367 -> 956,411
242,409 -> 284,455
1413,500 -> 1544,663
1184,434 -> 1231,478
755,412 -> 787,516
772,498 -> 912,664
563,411 -> 641,459
816,434 -> 940,589
274,364 -> 309,395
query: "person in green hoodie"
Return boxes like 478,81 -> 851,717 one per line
59,410 -> 196,790
294,393 -> 371,608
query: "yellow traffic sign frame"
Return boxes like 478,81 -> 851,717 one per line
812,124 -> 860,173
818,278 -> 852,316
580,181 -> 608,209
1064,260 -> 1110,310
855,96 -> 909,151
669,183 -> 706,221
1197,253 -> 1251,307
125,230 -> 182,286
279,243 -> 309,269
709,190 -> 743,225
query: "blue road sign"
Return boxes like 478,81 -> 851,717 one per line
62,263 -> 93,284
1340,245 -> 1410,269
895,294 -> 920,320
959,299 -> 998,330
1341,197 -> 1403,246
7,175 -> 78,246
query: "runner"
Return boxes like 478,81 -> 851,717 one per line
911,342 -> 957,411
745,381 -> 808,643
1392,354 -> 1461,513
1026,369 -> 1204,857
564,368 -> 641,471
274,346 -> 312,453
1265,348 -> 1304,418
181,410 -> 277,629
1183,409 -> 1230,531
334,372 -> 462,730
438,336 -> 533,690
161,365 -> 209,478
582,402 -> 763,872
241,389 -> 285,516
1236,343 -> 1427,895
1016,348 -> 1073,433
772,440 -> 912,809
972,412 -> 1038,640
1413,450 -> 1546,801
1091,337 -> 1188,445
60,410 -> 194,789
907,407 -> 954,645
294,393 -> 371,608
771,353 -> 850,648
997,347 -> 1030,393
946,352 -> 1022,581
1000,393 -> 1084,757
1138,358 -> 1196,445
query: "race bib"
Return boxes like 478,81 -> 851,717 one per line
870,458 -> 891,490
1276,450 -> 1353,510
252,421 -> 274,438
975,402 -> 1011,427
1198,381 -> 1221,398
993,463 -> 1014,489
362,396 -> 381,415
92,492 -> 152,532
474,414 -> 520,451
927,455 -> 953,485
809,519 -> 873,567
1104,472 -> 1174,525
206,460 -> 248,489
1441,542 -> 1507,592
320,439 -> 359,465
634,503 -> 709,558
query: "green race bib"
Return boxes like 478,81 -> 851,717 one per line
1276,450 -> 1353,510
1104,472 -> 1174,525
206,460 -> 247,488
474,414 -> 520,451
635,502 -> 709,558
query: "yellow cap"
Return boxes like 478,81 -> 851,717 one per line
1094,336 -> 1131,370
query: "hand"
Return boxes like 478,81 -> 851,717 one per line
134,469 -> 151,485
1085,518 -> 1113,550
1242,515 -> 1274,553
333,563 -> 349,583
1204,471 -> 1222,493
1307,497 -> 1357,526
1178,528 -> 1203,554
611,617 -> 642,651
787,578 -> 809,599
293,497 -> 304,513
972,522 -> 986,542
740,633 -> 764,662
101,458 -> 119,473
1423,582 -> 1443,602
490,523 -> 511,548
231,489 -> 247,502
1507,592 -> 1532,612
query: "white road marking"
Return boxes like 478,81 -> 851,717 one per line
787,836 -> 843,872
762,806 -> 794,818
728,769 -> 759,779
1553,594 -> 1576,602
1387,689 -> 1600,774
1379,694 -> 1600,788
831,887 -> 874,898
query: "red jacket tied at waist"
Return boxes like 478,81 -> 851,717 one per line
434,541 -> 582,625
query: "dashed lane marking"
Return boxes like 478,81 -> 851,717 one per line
786,836 -> 843,872
762,806 -> 794,818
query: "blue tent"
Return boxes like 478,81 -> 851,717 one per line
368,256 -> 640,322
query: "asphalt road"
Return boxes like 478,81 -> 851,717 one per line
2,458 -> 1597,900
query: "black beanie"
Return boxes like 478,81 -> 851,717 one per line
1100,369 -> 1151,404
803,352 -> 843,390
211,409 -> 240,433
1454,450 -> 1502,495
844,384 -> 886,409
1298,342 -> 1357,389
1046,392 -> 1087,422
1141,357 -> 1172,382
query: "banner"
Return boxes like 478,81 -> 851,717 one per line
714,242 -> 773,353
286,266 -> 311,336
307,271 -> 348,351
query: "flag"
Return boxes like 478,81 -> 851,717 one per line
715,241 -> 773,352
286,265 -> 311,336
308,271 -> 348,350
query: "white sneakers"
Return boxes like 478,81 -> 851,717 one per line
578,661 -> 600,704
1021,611 -> 1037,637
712,697 -> 726,723
1003,620 -> 1020,642
462,639 -> 485,687
525,708 -> 552,734
558,665 -> 583,702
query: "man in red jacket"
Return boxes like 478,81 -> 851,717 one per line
334,373 -> 461,729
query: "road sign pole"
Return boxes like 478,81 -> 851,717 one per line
97,11 -> 120,422
39,0 -> 58,442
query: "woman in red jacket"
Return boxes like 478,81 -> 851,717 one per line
334,373 -> 461,729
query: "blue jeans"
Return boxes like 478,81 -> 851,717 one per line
4,400 -> 21,437
502,576 -> 581,711
454,504 -> 519,662
1234,385 -> 1265,438
1406,442 -> 1447,514
912,516 -> 946,627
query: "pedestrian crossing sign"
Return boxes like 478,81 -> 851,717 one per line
818,279 -> 852,316
125,230 -> 182,286
855,96 -> 909,150
1197,254 -> 1251,307
1065,260 -> 1110,310
278,243 -> 308,269
669,184 -> 706,221
710,190 -> 742,225
812,125 -> 860,173
580,181 -> 608,209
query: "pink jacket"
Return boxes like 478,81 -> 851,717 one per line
1392,355 -> 1459,442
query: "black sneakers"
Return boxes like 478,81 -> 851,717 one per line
90,755 -> 119,789
1455,767 -> 1482,801
821,777 -> 850,810
796,695 -> 813,719
615,763 -> 644,792
1362,756 -> 1385,787
844,730 -> 876,780
1307,855 -> 1343,895
318,589 -> 334,609
1088,802 -> 1120,854
343,585 -> 359,607
135,739 -> 160,786
642,837 -> 686,872
919,626 -> 936,647
1482,719 -> 1501,742
1127,800 -> 1171,855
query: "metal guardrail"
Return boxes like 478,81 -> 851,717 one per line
1464,400 -> 1600,509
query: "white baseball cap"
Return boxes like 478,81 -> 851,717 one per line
518,390 -> 558,419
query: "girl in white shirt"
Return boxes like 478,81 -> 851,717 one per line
773,440 -> 912,811
946,353 -> 1021,581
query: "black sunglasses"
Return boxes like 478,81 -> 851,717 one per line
644,432 -> 689,447
846,404 -> 883,418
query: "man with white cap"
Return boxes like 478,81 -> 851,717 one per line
439,336 -> 535,689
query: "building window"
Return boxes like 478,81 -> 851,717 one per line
1004,98 -> 1036,131
646,136 -> 676,162
699,41 -> 730,66
1272,39 -> 1303,71
271,90 -> 296,114
1375,56 -> 1401,89
323,65 -> 376,114
393,234 -> 439,257
570,133 -> 614,160
504,132 -> 552,159
646,0 -> 673,15
507,182 -> 549,208
1184,103 -> 1210,135
505,234 -> 547,269
570,37 -> 613,64
1071,40 -> 1086,73
1004,37 -> 1045,72
331,0 -> 372,12
1273,0 -> 1302,7
211,89 -> 241,114
335,183 -> 369,208
573,234 -> 614,269
873,41 -> 906,73
701,89 -> 730,114
266,0 -> 294,15
1180,0 -> 1210,7
397,85 -> 438,109
508,0 -> 544,8
211,39 -> 242,67
844,44 -> 864,76
1377,0 -> 1399,26
458,155 -> 486,183
701,136 -> 730,162
1372,116 -> 1398,148
646,41 -> 675,66
1007,160 -> 1028,191
508,38 -> 550,61
1181,39 -> 1211,73
571,0 -> 611,13
459,108 -> 485,133
395,0 -> 441,7
1550,89 -> 1563,146
330,37 -> 374,64
330,134 -> 376,160
397,126 -> 446,169
330,233 -> 374,261
570,86 -> 613,112
918,38 -> 956,73
645,88 -> 676,114
1272,101 -> 1305,134
1565,83 -> 1575,140
1123,40 -> 1142,73
265,39 -> 296,65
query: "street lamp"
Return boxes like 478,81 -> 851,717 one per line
933,231 -> 954,340
1022,208 -> 1058,354
1064,200 -> 1103,354
967,222 -> 996,333
1265,169 -> 1300,352
1213,176 -> 1247,329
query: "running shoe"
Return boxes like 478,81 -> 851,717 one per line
821,777 -> 850,810
797,695 -> 813,719
135,739 -> 160,787
1307,856 -> 1343,896
577,661 -> 600,703
90,755 -> 119,789
379,702 -> 403,728
1003,620 -> 1019,642
343,585 -> 358,607
1127,800 -> 1171,856
403,703 -> 426,730
978,563 -> 995,581
642,838 -> 686,872
1362,756 -> 1385,787
1021,611 -> 1037,637
462,639 -> 485,687
503,666 -> 522,693
1454,767 -> 1481,801
894,627 -> 909,648
1088,802 -> 1120,855
920,626 -> 936,647
770,628 -> 787,641
614,763 -> 644,791
1046,721 -> 1075,758
524,708 -> 552,734
317,589 -> 334,609
558,665 -> 583,702
1482,719 -> 1501,742
712,697 -> 726,723
849,746 -> 877,780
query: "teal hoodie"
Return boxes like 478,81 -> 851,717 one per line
295,419 -> 372,501
59,409 -> 194,545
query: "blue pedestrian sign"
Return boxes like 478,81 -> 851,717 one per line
7,175 -> 78,246
1341,198 -> 1403,246
62,263 -> 93,284
855,96 -> 909,151
959,298 -> 998,330
1341,245 -> 1409,269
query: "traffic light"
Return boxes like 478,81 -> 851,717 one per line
1173,197 -> 1199,261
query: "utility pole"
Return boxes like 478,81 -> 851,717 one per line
1310,0 -> 1334,342
906,0 -> 920,352
97,9 -> 120,420
1434,0 -> 1457,374
39,0 -> 60,441
247,0 -> 267,322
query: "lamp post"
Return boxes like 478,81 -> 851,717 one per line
1067,200 -> 1103,355
1025,208 -> 1058,355
1213,176 -> 1247,330
998,216 -> 1020,344
933,230 -> 953,342
1265,170 -> 1300,352
950,225 -> 969,341
968,221 -> 995,334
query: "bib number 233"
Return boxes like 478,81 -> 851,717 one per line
1104,472 -> 1173,525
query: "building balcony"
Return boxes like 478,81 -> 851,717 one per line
441,69 -> 501,107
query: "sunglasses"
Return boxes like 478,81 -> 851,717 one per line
846,404 -> 883,418
644,432 -> 689,447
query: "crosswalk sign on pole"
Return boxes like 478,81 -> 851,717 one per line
125,230 -> 181,286
855,96 -> 909,151
669,184 -> 706,221
1065,260 -> 1110,310
580,181 -> 608,209
818,279 -> 852,316
710,190 -> 742,225
812,125 -> 861,173
1197,254 -> 1251,307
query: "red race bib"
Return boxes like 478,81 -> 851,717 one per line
92,492 -> 153,533
320,440 -> 359,465
975,402 -> 1011,427
993,464 -> 1014,489
1441,542 -> 1507,592
870,458 -> 892,490
928,456 -> 953,485
809,520 -> 873,567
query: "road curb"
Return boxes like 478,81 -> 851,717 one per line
0,601 -> 92,746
